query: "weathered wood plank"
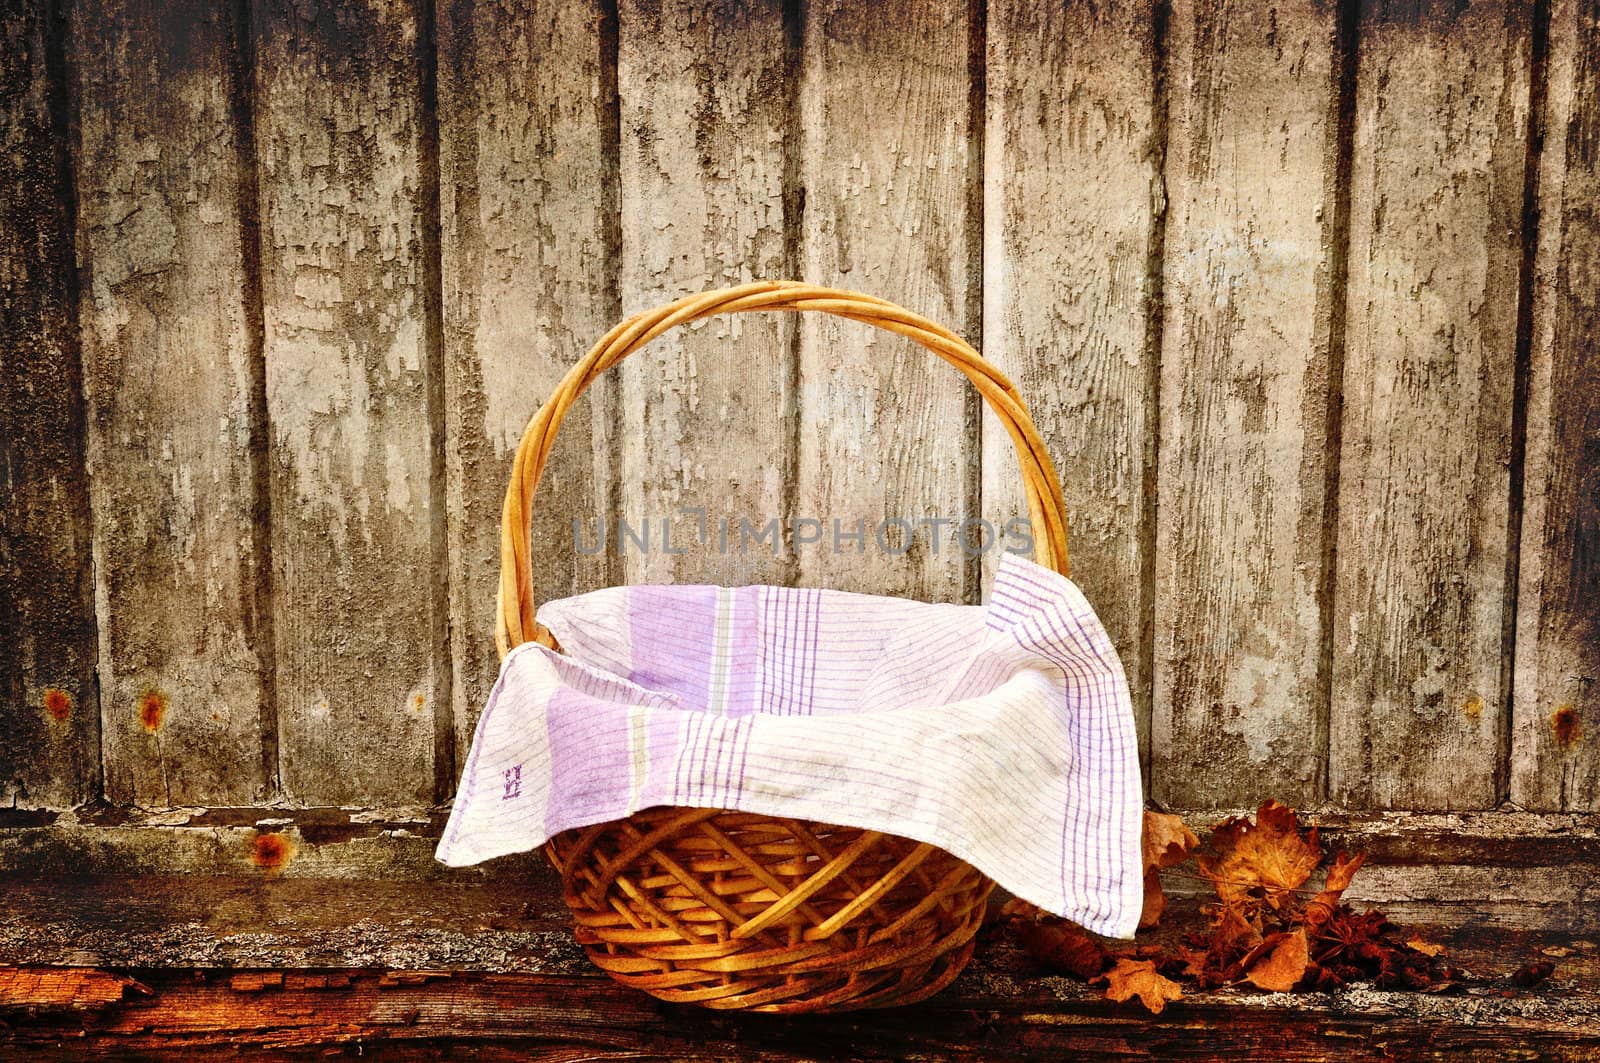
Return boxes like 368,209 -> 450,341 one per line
1,959 -> 1596,1060
437,0 -> 618,772
0,0 -> 98,809
5,807 -> 1596,938
1151,0 -> 1344,807
255,0 -> 444,804
1510,0 -> 1600,812
617,0 -> 792,589
982,0 -> 1161,767
71,0 -> 272,805
796,0 -> 978,602
1331,0 -> 1532,809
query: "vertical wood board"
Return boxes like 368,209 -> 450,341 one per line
73,0 -> 272,805
796,0 -> 980,603
437,0 -> 618,772
0,0 -> 99,808
1331,0 -> 1530,809
617,0 -> 793,589
982,0 -> 1161,770
1151,0 -> 1342,807
1510,0 -> 1600,811
255,0 -> 442,805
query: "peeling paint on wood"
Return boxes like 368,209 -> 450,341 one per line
3,0 -> 1598,818
1331,0 -> 1531,809
1153,0 -> 1344,809
982,0 -> 1161,770
255,0 -> 443,804
796,0 -> 979,603
0,0 -> 99,809
72,0 -> 271,805
1511,0 -> 1600,812
437,0 -> 618,774
618,0 -> 793,589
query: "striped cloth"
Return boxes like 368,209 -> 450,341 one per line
436,551 -> 1144,938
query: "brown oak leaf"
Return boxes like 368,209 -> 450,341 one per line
1140,811 -> 1199,929
1199,801 -> 1321,916
1095,958 -> 1184,1014
1017,919 -> 1108,980
1302,851 -> 1367,931
1243,928 -> 1311,992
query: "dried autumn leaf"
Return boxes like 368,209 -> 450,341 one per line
1140,869 -> 1167,929
1199,801 -> 1321,915
1243,928 -> 1310,992
1512,961 -> 1555,988
1302,850 -> 1367,931
1095,958 -> 1184,1014
1139,811 -> 1199,929
1213,904 -> 1264,955
1018,918 -> 1108,980
1406,937 -> 1445,958
1175,944 -> 1209,981
1144,811 -> 1200,870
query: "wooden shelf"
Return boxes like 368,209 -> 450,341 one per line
2,808 -> 1597,1058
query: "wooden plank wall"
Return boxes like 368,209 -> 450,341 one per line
1,0 -> 1596,816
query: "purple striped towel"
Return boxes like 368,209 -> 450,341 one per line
436,550 -> 1144,937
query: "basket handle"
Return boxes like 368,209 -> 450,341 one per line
497,280 -> 1071,657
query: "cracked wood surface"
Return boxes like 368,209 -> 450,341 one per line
254,0 -> 447,805
0,0 -> 98,808
1,963 -> 1596,1060
2,807 -> 1596,967
617,0 -> 795,590
2,809 -> 1593,1053
1510,0 -> 1600,811
1,899 -> 1597,1062
981,0 -> 1161,771
1152,0 -> 1345,809
794,0 -> 979,603
436,0 -> 619,764
1330,0 -> 1533,809
71,0 -> 273,806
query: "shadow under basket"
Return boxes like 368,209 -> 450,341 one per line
545,808 -> 996,1012
497,281 -> 1075,1013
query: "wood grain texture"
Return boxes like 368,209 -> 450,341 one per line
1151,0 -> 1343,807
255,0 -> 443,804
983,1 -> 1160,770
1510,0 -> 1600,811
1331,0 -> 1531,809
4,811 -> 1599,1058
72,0 -> 272,805
618,0 -> 793,588
0,1 -> 98,809
437,0 -> 617,773
7,964 -> 1594,1062
796,0 -> 978,602
9,806 -> 1595,934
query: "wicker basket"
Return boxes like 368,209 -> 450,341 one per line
496,280 -> 1072,1013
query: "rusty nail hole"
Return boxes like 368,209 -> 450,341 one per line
138,688 -> 168,732
43,688 -> 73,722
1552,705 -> 1581,749
250,831 -> 294,871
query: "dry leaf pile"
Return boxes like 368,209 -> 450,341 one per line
999,800 -> 1547,1015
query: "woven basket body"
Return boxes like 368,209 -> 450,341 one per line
496,281 -> 1072,1013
